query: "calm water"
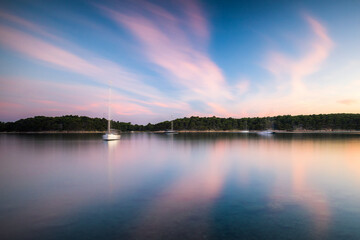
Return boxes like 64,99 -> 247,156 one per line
1,133 -> 360,240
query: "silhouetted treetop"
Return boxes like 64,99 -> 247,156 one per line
0,114 -> 359,132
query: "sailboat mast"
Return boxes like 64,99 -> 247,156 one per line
107,85 -> 111,133
171,120 -> 173,131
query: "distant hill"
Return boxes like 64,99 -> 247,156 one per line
0,114 -> 360,132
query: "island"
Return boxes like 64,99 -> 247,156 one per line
1,113 -> 359,133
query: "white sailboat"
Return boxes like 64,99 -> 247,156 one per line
103,84 -> 120,141
257,119 -> 275,135
239,120 -> 249,133
257,130 -> 275,135
164,119 -> 177,134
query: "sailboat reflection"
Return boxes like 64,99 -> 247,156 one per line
105,140 -> 119,196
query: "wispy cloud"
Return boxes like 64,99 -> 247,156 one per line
181,0 -> 209,41
235,79 -> 250,95
0,76 -> 159,122
99,1 -> 235,115
229,14 -> 343,117
337,99 -> 357,105
263,15 -> 334,95
0,23 -> 165,98
0,25 -> 100,75
0,10 -> 61,41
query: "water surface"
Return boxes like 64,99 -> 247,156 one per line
1,133 -> 360,240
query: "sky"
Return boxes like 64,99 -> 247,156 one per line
0,0 -> 359,124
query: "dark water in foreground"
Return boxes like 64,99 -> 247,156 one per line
1,133 -> 360,240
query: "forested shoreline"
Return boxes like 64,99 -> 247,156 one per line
0,114 -> 359,132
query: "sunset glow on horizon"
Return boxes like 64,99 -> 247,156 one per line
0,0 -> 359,124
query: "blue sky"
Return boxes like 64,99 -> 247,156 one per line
0,0 -> 359,124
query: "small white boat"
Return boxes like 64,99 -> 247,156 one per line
164,119 -> 177,134
103,133 -> 121,141
102,83 -> 120,141
257,130 -> 275,135
239,120 -> 249,133
164,130 -> 177,134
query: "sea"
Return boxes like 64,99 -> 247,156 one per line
1,133 -> 360,240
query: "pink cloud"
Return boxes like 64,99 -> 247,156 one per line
181,0 -> 209,40
0,11 -> 61,41
112,102 -> 154,116
337,99 -> 357,105
235,79 -> 250,95
0,102 -> 21,109
0,102 -> 22,120
263,15 -> 333,94
207,102 -> 234,117
0,76 -> 156,122
0,24 -> 101,76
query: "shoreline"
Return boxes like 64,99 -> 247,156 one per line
0,131 -> 105,134
1,130 -> 360,134
170,130 -> 360,134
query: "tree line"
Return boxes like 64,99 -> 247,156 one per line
0,114 -> 359,132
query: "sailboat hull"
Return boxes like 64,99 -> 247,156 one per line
257,131 -> 275,135
102,133 -> 121,141
164,130 -> 177,134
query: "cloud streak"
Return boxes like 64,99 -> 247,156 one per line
0,23 -> 165,100
337,99 -> 357,105
263,15 -> 334,95
0,10 -> 61,41
0,76 -> 159,122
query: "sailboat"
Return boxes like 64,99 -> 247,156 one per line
239,120 -> 249,133
164,119 -> 177,134
257,130 -> 275,135
102,121 -> 121,140
257,118 -> 275,135
102,83 -> 120,141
